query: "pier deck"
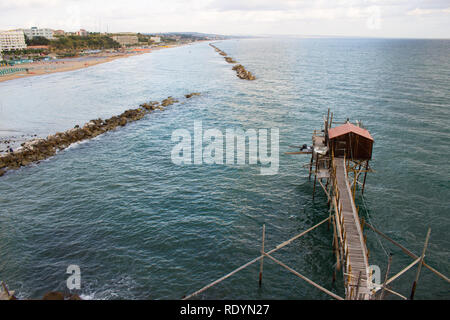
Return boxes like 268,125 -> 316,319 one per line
333,157 -> 371,299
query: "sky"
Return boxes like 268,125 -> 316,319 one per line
0,0 -> 449,38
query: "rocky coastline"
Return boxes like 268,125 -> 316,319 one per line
209,43 -> 255,81
0,94 -> 200,177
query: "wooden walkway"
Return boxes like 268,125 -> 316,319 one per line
333,157 -> 371,299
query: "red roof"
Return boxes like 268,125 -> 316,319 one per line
328,122 -> 374,141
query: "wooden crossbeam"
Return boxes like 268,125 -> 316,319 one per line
365,223 -> 449,283
264,253 -> 344,300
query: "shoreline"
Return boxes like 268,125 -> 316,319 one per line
0,42 -> 195,154
0,43 -> 186,83
0,93 -> 201,177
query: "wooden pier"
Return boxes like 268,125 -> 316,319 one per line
180,110 -> 449,301
308,112 -> 374,299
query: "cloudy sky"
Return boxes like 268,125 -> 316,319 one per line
1,0 -> 449,38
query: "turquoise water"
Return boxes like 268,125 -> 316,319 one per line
0,39 -> 449,299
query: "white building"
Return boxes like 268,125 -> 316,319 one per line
150,36 -> 161,43
111,34 -> 139,46
23,27 -> 54,40
0,30 -> 27,51
76,29 -> 88,37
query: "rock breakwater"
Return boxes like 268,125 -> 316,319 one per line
209,43 -> 255,81
0,93 -> 200,177
232,64 -> 256,81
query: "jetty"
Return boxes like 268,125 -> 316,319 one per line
308,112 -> 374,299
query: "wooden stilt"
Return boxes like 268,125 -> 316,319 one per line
380,253 -> 393,300
312,154 -> 318,200
259,224 -> 265,287
308,154 -> 314,181
410,228 -> 431,300
332,215 -> 341,271
362,160 -> 369,195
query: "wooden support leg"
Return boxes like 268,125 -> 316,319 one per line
380,253 -> 393,300
362,160 -> 369,195
259,224 -> 266,287
312,154 -> 318,201
410,228 -> 431,300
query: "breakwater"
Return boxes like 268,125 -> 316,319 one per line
209,43 -> 255,80
0,94 -> 200,177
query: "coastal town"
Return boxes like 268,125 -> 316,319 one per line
0,27 -> 226,81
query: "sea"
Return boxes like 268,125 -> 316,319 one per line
0,38 -> 449,299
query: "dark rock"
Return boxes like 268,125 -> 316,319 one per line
185,92 -> 201,98
42,291 -> 65,300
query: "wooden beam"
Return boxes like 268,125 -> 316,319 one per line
264,253 -> 344,300
385,258 -> 421,286
259,224 -> 265,287
365,223 -> 449,283
410,228 -> 431,300
380,253 -> 393,300
284,151 -> 312,155
183,216 -> 331,300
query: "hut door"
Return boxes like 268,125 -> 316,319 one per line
335,140 -> 347,157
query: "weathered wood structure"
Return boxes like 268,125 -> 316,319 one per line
306,114 -> 374,299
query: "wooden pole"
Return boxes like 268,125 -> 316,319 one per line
308,153 -> 314,181
410,228 -> 431,300
312,153 -> 319,200
385,258 -> 421,286
259,224 -> 265,287
362,160 -> 369,195
365,223 -> 449,283
183,217 -> 331,300
332,214 -> 341,271
379,253 -> 393,300
1,282 -> 10,297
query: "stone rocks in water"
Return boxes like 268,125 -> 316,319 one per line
119,117 -> 127,126
210,44 -> 255,80
232,64 -> 256,80
224,57 -> 237,64
209,43 -> 228,57
42,292 -> 65,300
161,97 -> 179,107
140,101 -> 159,111
185,92 -> 201,99
42,291 -> 83,300
0,94 -> 191,176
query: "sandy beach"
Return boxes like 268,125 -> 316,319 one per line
0,44 -> 183,83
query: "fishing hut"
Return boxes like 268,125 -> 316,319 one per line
290,111 -> 375,299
